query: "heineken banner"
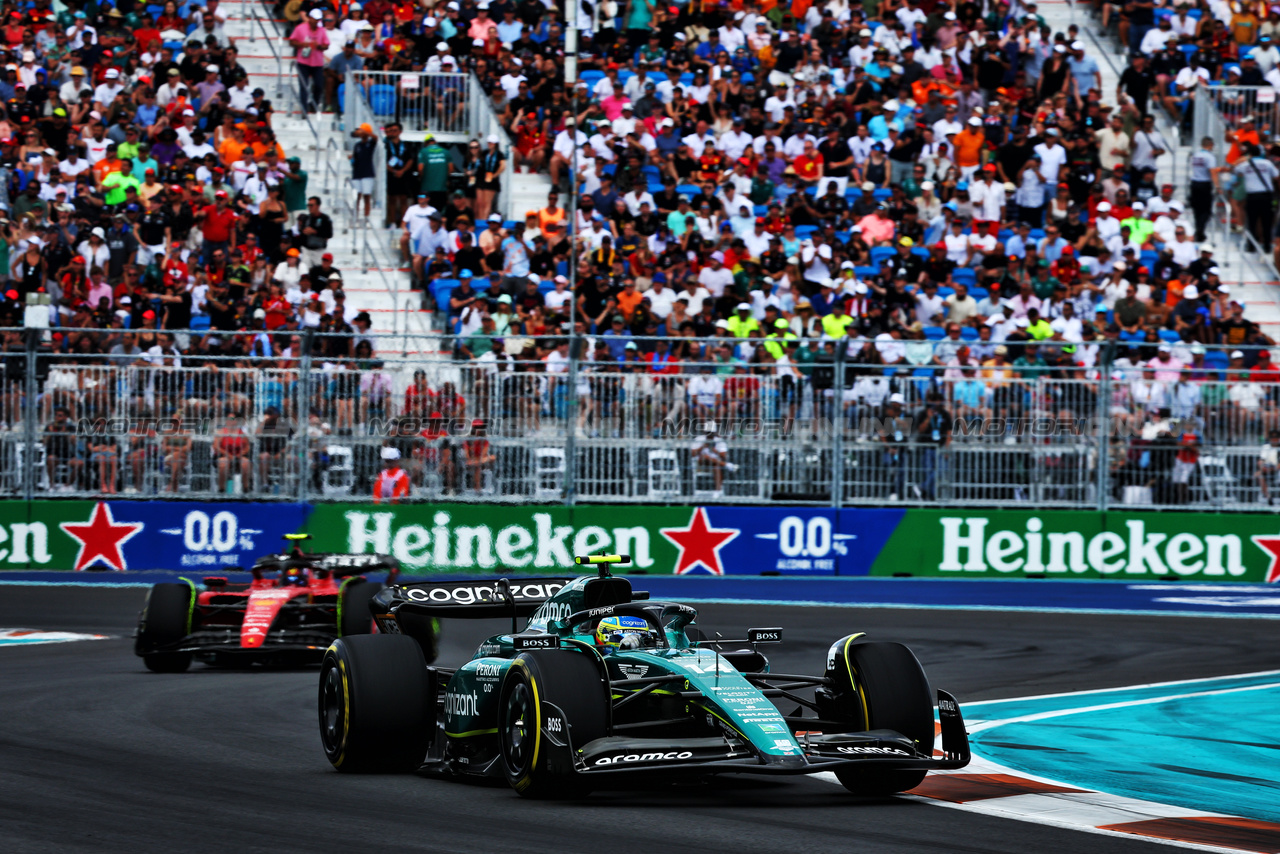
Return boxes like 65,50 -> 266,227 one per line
0,502 -> 309,572
3,501 -> 1280,583
870,510 -> 1280,582
296,505 -> 895,577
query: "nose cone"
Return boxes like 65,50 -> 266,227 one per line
763,753 -> 809,770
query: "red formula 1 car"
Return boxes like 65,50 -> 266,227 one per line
134,535 -> 408,672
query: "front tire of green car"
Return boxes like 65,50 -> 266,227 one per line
824,639 -> 934,796
499,650 -> 608,799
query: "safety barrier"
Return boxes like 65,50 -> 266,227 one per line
6,500 -> 1279,582
4,332 -> 1280,510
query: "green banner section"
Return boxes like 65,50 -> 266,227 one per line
871,510 -> 1280,583
0,501 -> 97,570
299,504 -> 695,573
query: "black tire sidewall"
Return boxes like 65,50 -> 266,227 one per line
498,650 -> 609,797
318,634 -> 432,773
827,640 -> 934,796
137,583 -> 193,647
138,584 -> 194,672
847,642 -> 934,750
338,580 -> 381,637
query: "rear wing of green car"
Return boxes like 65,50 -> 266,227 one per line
377,577 -> 580,620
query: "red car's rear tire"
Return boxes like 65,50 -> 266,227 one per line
338,580 -> 380,636
137,583 -> 193,673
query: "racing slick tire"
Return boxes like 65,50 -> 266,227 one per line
136,583 -> 194,673
319,634 -> 433,773
338,580 -> 381,636
499,649 -> 609,799
824,640 -> 934,796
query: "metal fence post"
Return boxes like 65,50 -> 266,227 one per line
831,340 -> 845,509
1098,339 -> 1117,512
344,69 -> 353,137
297,329 -> 315,503
564,337 -> 579,506
22,330 -> 37,502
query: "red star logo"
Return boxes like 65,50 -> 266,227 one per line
1251,534 -> 1280,584
59,502 -> 144,572
660,507 -> 739,576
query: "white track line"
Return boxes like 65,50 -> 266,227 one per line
810,672 -> 1280,852
967,681 -> 1280,734
962,668 -> 1280,707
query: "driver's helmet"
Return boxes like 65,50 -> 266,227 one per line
282,568 -> 308,587
595,615 -> 657,650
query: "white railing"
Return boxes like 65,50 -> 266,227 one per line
244,2 -> 285,103
341,70 -> 473,139
343,69 -> 514,220
8,335 -> 1280,507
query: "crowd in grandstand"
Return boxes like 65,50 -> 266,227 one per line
408,0 -> 1280,381
0,0 -> 385,355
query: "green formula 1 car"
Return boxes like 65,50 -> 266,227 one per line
317,555 -> 969,798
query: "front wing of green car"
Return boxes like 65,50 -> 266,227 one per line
550,687 -> 969,778
527,644 -> 970,779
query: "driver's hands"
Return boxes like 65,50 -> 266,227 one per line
618,633 -> 643,650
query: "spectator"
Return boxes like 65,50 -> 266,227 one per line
350,123 -> 377,220
462,419 -> 495,492
692,421 -> 737,496
297,197 -> 334,269
213,413 -> 251,494
1258,430 -> 1280,504
374,446 -> 410,504
289,9 -> 330,113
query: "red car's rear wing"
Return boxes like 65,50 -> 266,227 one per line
250,552 -> 399,579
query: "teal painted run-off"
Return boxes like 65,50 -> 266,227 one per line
964,671 -> 1280,823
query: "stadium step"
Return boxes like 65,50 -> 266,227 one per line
221,0 -> 421,336
1041,3 -> 1280,342
510,171 -> 555,222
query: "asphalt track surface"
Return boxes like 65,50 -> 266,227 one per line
3,587 -> 1278,854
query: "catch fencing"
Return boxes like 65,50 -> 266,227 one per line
342,69 -> 515,221
1192,85 -> 1280,172
3,331 -> 1280,510
341,70 -> 474,142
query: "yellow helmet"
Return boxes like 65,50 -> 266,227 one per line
595,615 -> 655,649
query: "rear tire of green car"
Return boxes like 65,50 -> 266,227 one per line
319,634 -> 433,773
826,640 -> 934,796
499,649 -> 609,799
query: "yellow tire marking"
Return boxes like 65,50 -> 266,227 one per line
334,657 -> 351,768
843,635 -> 870,728
529,673 -> 542,771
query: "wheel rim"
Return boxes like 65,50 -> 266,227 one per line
503,681 -> 533,775
320,663 -> 345,754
